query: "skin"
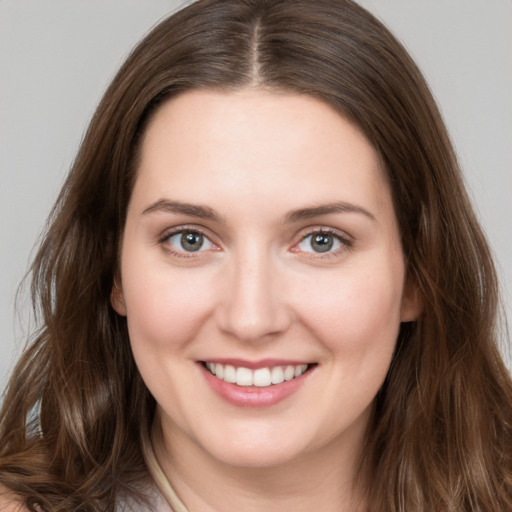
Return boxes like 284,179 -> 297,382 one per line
112,88 -> 421,511
0,486 -> 28,512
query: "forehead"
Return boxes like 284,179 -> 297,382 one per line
133,88 -> 393,222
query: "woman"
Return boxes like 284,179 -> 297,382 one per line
1,0 -> 511,510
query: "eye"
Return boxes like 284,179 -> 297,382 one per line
296,230 -> 347,254
165,230 -> 215,253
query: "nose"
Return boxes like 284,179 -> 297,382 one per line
215,247 -> 292,343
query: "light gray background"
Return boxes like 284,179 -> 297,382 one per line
1,1 -> 511,392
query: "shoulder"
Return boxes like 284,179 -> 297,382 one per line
0,486 -> 30,512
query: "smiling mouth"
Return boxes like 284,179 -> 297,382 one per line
201,361 -> 313,388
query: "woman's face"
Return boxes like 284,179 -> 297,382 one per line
113,89 -> 420,469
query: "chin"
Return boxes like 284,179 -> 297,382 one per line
193,423 -> 314,469
208,442 -> 306,469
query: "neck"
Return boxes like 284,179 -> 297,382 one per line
151,412 -> 368,512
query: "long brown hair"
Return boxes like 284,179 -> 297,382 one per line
1,1 -> 511,510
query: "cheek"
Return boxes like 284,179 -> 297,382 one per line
121,255 -> 215,353
295,259 -> 405,356
121,259 -> 217,417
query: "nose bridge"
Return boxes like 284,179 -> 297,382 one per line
217,240 -> 289,341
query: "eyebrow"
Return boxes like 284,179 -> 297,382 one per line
141,198 -> 376,224
142,199 -> 224,223
284,201 -> 376,223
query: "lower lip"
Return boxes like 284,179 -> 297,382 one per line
200,364 -> 313,408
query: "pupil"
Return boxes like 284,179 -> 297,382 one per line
181,232 -> 203,252
312,233 -> 333,253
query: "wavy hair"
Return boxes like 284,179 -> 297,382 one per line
1,1 -> 511,510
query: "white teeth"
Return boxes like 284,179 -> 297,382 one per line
284,365 -> 295,381
253,368 -> 271,387
205,362 -> 309,387
295,364 -> 308,377
271,366 -> 284,384
223,364 -> 236,383
236,367 -> 253,386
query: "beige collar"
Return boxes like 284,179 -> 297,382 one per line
144,441 -> 189,512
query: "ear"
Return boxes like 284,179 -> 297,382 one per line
400,275 -> 423,322
110,277 -> 127,316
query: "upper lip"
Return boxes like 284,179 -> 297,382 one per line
200,358 -> 313,370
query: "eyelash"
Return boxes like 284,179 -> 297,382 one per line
158,226 -> 353,260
